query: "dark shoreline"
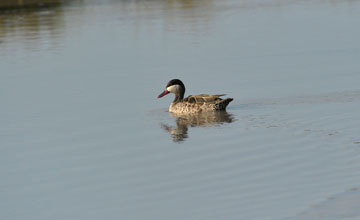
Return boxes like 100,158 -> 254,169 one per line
0,0 -> 72,9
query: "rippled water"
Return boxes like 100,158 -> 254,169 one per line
1,0 -> 360,219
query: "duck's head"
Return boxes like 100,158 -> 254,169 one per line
158,79 -> 186,102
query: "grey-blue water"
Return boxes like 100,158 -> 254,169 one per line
1,0 -> 360,219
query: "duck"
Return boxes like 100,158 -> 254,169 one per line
157,79 -> 233,114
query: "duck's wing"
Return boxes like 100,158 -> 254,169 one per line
183,94 -> 227,103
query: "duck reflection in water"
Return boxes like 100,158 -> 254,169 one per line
161,111 -> 234,142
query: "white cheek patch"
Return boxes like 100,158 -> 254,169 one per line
167,85 -> 180,94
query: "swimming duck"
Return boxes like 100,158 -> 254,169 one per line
157,79 -> 233,113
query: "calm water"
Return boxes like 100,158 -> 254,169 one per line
1,0 -> 360,219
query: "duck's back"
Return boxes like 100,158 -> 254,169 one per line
169,94 -> 233,113
183,94 -> 224,103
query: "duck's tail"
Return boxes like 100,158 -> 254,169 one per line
215,98 -> 233,110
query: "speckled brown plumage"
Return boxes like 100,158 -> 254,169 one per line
170,94 -> 233,113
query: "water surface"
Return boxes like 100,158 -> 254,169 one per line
1,0 -> 360,219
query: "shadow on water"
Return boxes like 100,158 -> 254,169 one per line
0,0 -> 215,54
0,3 -> 73,53
161,111 -> 234,143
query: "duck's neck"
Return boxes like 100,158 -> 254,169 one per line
173,88 -> 185,103
170,85 -> 185,103
173,92 -> 184,103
